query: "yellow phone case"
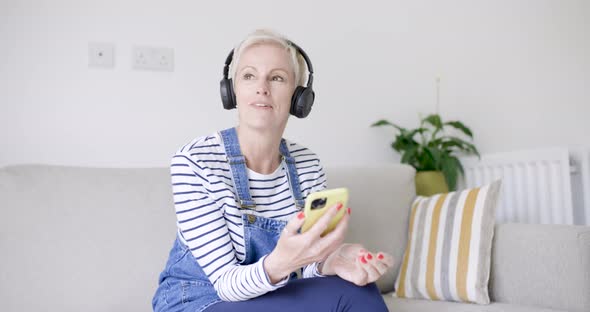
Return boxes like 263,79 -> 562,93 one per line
301,188 -> 349,235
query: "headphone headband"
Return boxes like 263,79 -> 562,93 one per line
222,40 -> 313,88
222,50 -> 234,80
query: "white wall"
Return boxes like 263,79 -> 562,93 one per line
1,0 -> 589,168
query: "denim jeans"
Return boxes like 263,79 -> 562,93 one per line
152,214 -> 298,312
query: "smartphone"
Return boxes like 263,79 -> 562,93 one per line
300,188 -> 349,236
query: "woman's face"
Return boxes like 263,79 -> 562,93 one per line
234,43 -> 297,132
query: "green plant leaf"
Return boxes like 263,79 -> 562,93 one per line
450,156 -> 465,176
419,147 -> 437,171
440,138 -> 465,154
401,145 -> 418,165
423,114 -> 443,130
392,134 -> 418,153
407,128 -> 428,137
444,121 -> 473,138
441,137 -> 480,158
451,138 -> 480,158
371,119 -> 403,131
440,155 -> 459,191
424,146 -> 443,169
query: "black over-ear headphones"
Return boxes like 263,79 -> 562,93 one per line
220,41 -> 315,119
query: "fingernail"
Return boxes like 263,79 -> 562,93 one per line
367,253 -> 373,260
336,203 -> 343,211
377,253 -> 384,260
360,249 -> 366,253
347,207 -> 351,215
360,256 -> 367,264
297,212 -> 305,219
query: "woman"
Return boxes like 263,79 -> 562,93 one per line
152,29 -> 394,312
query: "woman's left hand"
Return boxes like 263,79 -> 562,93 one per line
318,243 -> 395,286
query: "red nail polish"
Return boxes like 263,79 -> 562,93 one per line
360,256 -> 367,264
367,253 -> 373,260
297,212 -> 305,219
347,207 -> 351,215
377,253 -> 384,260
337,203 -> 343,211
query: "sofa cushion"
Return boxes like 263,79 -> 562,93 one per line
382,294 -> 568,312
394,181 -> 501,304
489,223 -> 590,312
0,165 -> 177,312
324,164 -> 416,293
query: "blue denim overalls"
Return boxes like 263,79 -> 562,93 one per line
152,127 -> 306,312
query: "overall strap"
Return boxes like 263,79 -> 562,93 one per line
219,127 -> 256,209
279,139 -> 306,209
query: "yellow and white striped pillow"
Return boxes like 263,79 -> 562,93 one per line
394,180 -> 502,304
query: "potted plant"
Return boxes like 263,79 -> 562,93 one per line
371,114 -> 480,196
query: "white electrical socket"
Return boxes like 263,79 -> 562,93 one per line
132,46 -> 174,72
88,42 -> 115,68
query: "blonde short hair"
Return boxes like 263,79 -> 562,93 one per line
229,29 -> 308,87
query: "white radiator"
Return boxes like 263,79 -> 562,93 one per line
570,148 -> 590,225
458,147 -> 590,225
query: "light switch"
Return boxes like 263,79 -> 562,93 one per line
88,42 -> 115,68
132,46 -> 174,72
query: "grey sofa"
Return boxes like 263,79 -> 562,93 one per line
1,164 -> 588,312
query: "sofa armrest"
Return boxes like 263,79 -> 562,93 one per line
490,223 -> 590,312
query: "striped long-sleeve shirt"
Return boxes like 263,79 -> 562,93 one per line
170,132 -> 328,301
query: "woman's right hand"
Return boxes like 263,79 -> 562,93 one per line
263,203 -> 350,284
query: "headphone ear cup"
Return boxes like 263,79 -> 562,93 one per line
220,78 -> 236,110
290,86 -> 305,116
290,86 -> 315,118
